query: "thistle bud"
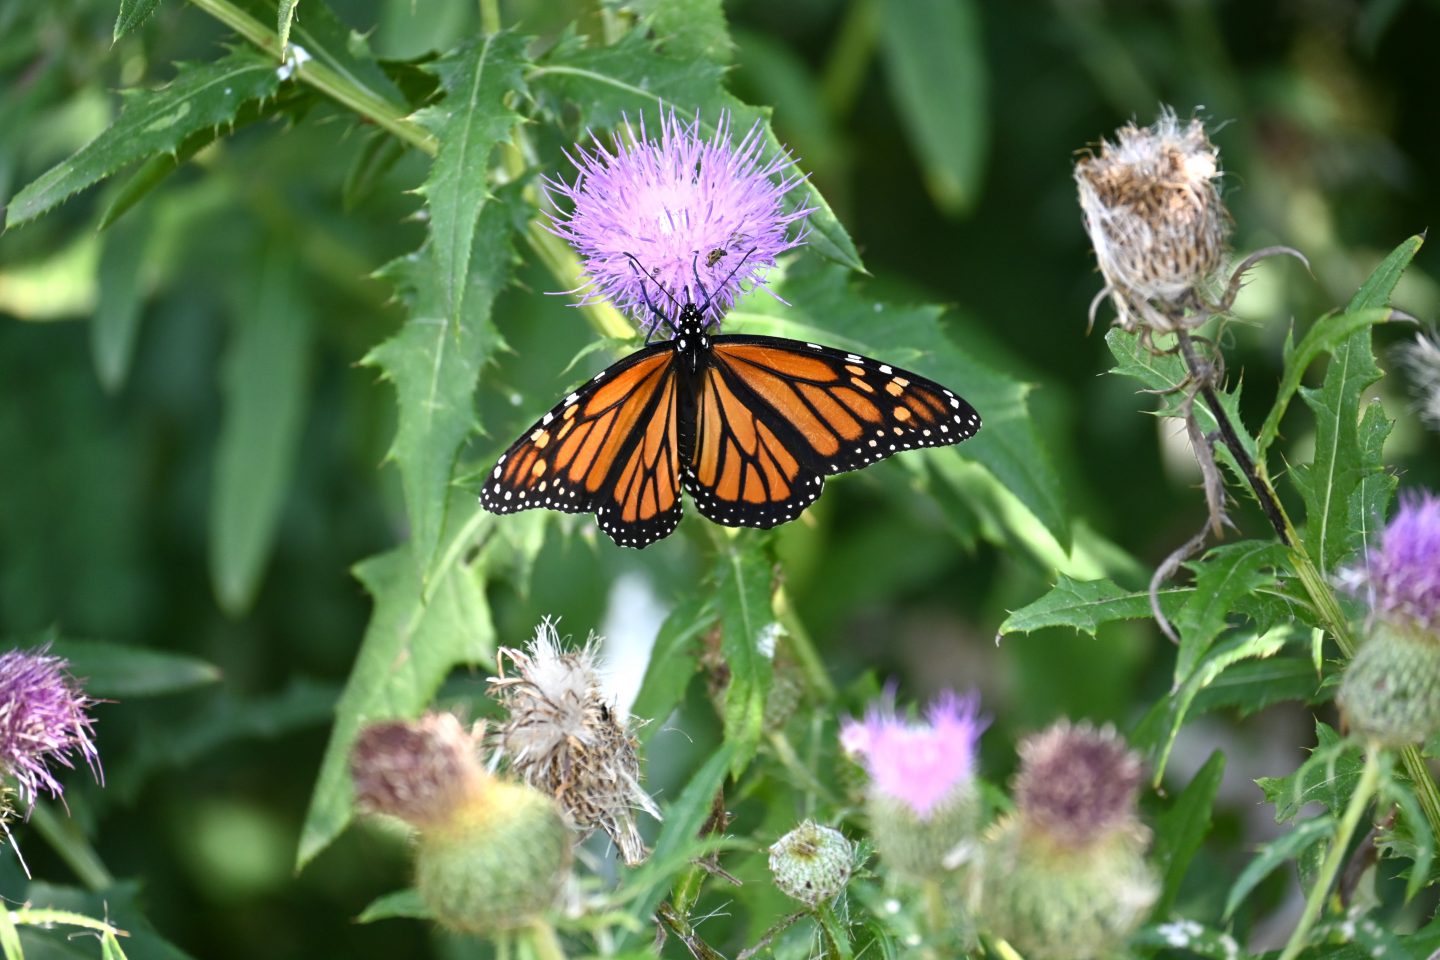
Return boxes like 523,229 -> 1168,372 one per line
351,714 -> 570,934
980,722 -> 1157,960
1076,108 -> 1230,333
490,619 -> 661,865
768,821 -> 854,906
840,689 -> 987,879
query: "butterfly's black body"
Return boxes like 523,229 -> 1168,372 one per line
480,301 -> 982,548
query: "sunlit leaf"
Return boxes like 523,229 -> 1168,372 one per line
999,575 -> 1189,637
114,0 -> 163,41
1172,540 -> 1286,683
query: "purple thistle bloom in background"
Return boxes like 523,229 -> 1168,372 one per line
0,647 -> 101,812
1343,491 -> 1440,634
545,110 -> 812,334
840,688 -> 987,820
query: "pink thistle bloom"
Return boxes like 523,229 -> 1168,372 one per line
1343,491 -> 1440,635
545,110 -> 812,334
840,688 -> 987,820
0,647 -> 101,813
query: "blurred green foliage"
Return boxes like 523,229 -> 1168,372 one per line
2,0 -> 1440,957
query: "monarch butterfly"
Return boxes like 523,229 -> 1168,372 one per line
480,255 -> 981,548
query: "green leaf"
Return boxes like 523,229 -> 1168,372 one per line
999,575 -> 1189,637
6,50 -> 280,229
1291,236 -> 1420,577
735,258 -> 1068,546
1223,815 -> 1333,921
530,29 -> 862,271
1379,764 -> 1436,901
281,0 -> 406,103
1135,626 -> 1291,782
90,200 -> 154,392
877,0 -> 987,214
113,0 -> 163,41
278,0 -> 300,57
1172,541 -> 1286,683
209,250 -> 312,616
1153,750 -> 1224,916
623,0 -> 733,65
356,888 -> 427,923
296,538 -> 496,870
0,892 -> 21,960
364,34 -> 525,576
17,882 -> 194,960
1188,656 -> 1324,717
631,592 -> 710,742
1257,308 -> 1399,456
716,538 -> 775,777
45,639 -> 219,698
1256,723 -> 1362,822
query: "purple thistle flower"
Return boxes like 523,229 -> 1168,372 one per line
0,647 -> 101,813
840,688 -> 987,821
1343,491 -> 1440,634
545,110 -> 812,334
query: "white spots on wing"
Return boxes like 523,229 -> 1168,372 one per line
493,466 -> 502,478
504,491 -> 512,501
564,393 -> 580,406
543,412 -> 554,425
806,343 -> 822,350
878,364 -> 892,374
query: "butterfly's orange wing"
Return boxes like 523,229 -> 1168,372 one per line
684,335 -> 981,528
480,345 -> 685,548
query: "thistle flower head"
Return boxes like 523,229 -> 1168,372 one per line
1076,107 -> 1230,333
351,713 -> 487,828
0,647 -> 101,812
545,110 -> 812,334
1342,491 -> 1440,636
840,688 -> 986,821
490,619 -> 660,865
1398,331 -> 1440,433
1013,720 -> 1144,847
768,820 -> 854,906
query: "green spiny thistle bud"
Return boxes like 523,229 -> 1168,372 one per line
414,779 -> 571,934
768,820 -> 853,906
981,816 -> 1158,960
351,714 -> 571,934
1338,623 -> 1440,747
866,787 -> 980,880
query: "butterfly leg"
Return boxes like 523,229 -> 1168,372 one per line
625,252 -> 677,335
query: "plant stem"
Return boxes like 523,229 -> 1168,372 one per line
529,920 -> 568,960
11,907 -> 127,938
1176,331 -> 1290,546
184,0 -> 438,156
1277,746 -> 1382,960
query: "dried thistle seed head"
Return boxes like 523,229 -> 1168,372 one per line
1398,331 -> 1440,434
351,713 -> 488,828
1013,721 -> 1145,849
1076,108 -> 1230,333
490,619 -> 661,865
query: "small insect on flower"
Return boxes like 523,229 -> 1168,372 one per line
489,620 -> 660,865
479,110 -> 982,548
0,646 -> 102,873
1075,107 -> 1230,336
840,688 -> 987,878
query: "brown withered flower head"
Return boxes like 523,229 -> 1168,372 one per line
1076,108 -> 1230,337
351,712 -> 487,829
489,619 -> 661,865
1012,720 -> 1145,848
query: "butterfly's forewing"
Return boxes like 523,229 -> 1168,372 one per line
480,344 -> 685,548
682,335 -> 981,528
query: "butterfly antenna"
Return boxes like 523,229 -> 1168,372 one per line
694,248 -> 758,325
624,252 -> 681,337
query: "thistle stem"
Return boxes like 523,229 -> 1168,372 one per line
1175,330 -> 1290,546
1277,746 -> 1381,960
528,920 -> 568,960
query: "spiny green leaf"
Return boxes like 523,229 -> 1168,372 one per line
1172,540 -> 1286,683
734,258 -> 1068,546
6,50 -> 280,229
113,0 -> 163,41
1153,751 -> 1225,916
716,538 -> 775,777
45,638 -> 219,698
209,250 -> 312,616
1292,236 -> 1420,577
1378,760 -> 1436,901
296,537 -> 496,870
530,28 -> 862,271
1256,722 -> 1362,822
364,36 -> 525,577
632,592 -> 711,742
622,0 -> 733,65
999,575 -> 1189,637
278,0 -> 300,58
1188,656 -> 1324,717
281,0 -> 405,104
1223,815 -> 1333,921
90,201 -> 154,392
1257,308 -> 1400,456
877,0 -> 987,214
